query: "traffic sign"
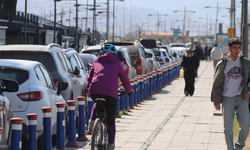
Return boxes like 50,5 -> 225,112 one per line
227,28 -> 234,37
173,29 -> 179,37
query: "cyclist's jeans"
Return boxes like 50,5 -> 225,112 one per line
222,96 -> 250,150
90,94 -> 117,144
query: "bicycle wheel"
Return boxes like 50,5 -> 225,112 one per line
91,118 -> 103,150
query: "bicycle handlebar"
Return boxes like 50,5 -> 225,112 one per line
118,90 -> 133,96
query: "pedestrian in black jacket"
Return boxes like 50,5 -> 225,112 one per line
181,48 -> 199,96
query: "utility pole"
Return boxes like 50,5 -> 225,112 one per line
53,0 -> 57,43
76,0 -> 79,51
106,0 -> 109,40
69,6 -> 71,27
24,0 -> 27,44
242,0 -> 248,57
215,2 -> 219,39
183,7 -> 186,36
92,0 -> 96,45
112,0 -> 115,41
86,0 -> 89,32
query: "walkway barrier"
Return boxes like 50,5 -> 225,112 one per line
77,96 -> 88,141
56,102 -> 66,150
27,113 -> 38,150
5,63 -> 182,149
42,107 -> 52,150
66,100 -> 79,147
11,118 -> 23,150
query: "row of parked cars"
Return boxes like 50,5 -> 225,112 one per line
0,44 -> 99,149
0,39 -> 186,149
81,39 -> 185,78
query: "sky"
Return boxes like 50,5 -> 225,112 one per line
16,0 -> 242,36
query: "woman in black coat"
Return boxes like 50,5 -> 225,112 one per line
181,48 -> 199,96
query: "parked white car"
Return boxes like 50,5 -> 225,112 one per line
0,59 -> 68,141
145,48 -> 160,71
64,48 -> 88,99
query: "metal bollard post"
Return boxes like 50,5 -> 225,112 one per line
56,102 -> 66,150
27,113 -> 38,150
77,96 -> 88,141
42,107 -> 52,150
116,84 -> 121,118
66,100 -> 79,147
120,84 -> 125,111
86,94 -> 94,132
136,77 -> 141,104
139,76 -> 144,102
128,80 -> 134,109
11,118 -> 23,150
143,75 -> 147,100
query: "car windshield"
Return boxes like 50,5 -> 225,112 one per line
0,68 -> 29,85
0,52 -> 56,72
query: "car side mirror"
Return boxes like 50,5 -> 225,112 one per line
57,82 -> 68,95
173,53 -> 177,57
87,63 -> 92,71
1,79 -> 19,93
73,66 -> 80,75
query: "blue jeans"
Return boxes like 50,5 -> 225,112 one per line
213,60 -> 220,69
222,96 -> 250,150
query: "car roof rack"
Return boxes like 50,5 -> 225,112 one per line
47,43 -> 62,50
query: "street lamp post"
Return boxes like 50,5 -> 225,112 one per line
148,11 -> 167,39
24,0 -> 27,44
173,7 -> 195,37
199,15 -> 208,36
54,0 -> 57,43
112,0 -> 124,42
204,2 -> 230,38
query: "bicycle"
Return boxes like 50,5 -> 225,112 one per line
91,91 -> 127,150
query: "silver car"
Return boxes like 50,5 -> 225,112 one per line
0,59 -> 68,145
145,48 -> 160,71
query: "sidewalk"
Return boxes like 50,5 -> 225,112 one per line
66,61 -> 226,150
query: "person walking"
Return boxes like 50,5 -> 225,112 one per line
208,46 -> 212,61
211,44 -> 222,68
211,38 -> 250,150
204,45 -> 208,61
181,48 -> 199,96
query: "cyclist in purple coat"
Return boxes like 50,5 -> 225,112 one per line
87,44 -> 132,150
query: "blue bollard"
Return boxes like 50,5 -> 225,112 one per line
42,107 -> 52,150
56,102 -> 66,150
11,118 -> 23,150
139,77 -> 144,102
77,96 -> 88,141
116,85 -> 121,118
120,84 -> 125,111
27,114 -> 38,150
136,78 -> 141,104
66,100 -> 79,147
128,80 -> 134,109
86,94 -> 94,133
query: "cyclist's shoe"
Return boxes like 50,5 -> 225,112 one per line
107,144 -> 115,150
86,120 -> 94,135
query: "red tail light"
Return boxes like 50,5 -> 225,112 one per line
76,74 -> 82,77
137,59 -> 143,73
53,79 -> 67,87
18,91 -> 43,101
165,58 -> 170,62
122,58 -> 129,75
159,61 -> 165,65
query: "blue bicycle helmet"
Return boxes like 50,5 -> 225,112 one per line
100,44 -> 117,55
